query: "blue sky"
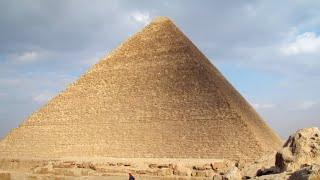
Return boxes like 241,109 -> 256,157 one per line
0,0 -> 319,138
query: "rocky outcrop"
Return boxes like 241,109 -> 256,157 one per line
250,127 -> 320,180
289,164 -> 320,180
276,127 -> 320,172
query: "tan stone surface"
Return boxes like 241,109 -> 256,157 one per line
276,127 -> 320,172
242,127 -> 320,180
0,17 -> 281,161
0,157 -> 234,179
289,164 -> 320,180
0,171 -> 10,180
2,125 -> 319,179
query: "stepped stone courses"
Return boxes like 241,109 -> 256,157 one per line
0,17 -> 281,161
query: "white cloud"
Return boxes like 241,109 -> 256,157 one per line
281,32 -> 320,55
130,11 -> 151,25
252,103 -> 276,110
296,101 -> 318,110
33,92 -> 54,104
13,51 -> 40,63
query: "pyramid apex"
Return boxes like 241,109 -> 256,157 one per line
151,16 -> 173,23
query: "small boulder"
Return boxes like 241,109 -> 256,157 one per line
193,164 -> 212,171
213,175 -> 223,180
256,166 -> 279,177
157,168 -> 173,176
32,162 -> 54,174
191,170 -> 216,177
211,161 -> 233,173
223,166 -> 241,180
173,164 -> 192,176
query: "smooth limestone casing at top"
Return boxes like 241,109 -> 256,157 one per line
0,17 -> 282,161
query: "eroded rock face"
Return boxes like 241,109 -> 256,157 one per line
248,127 -> 320,180
223,166 -> 242,180
289,164 -> 320,180
276,127 -> 320,172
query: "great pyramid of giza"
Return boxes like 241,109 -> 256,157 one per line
0,17 -> 282,161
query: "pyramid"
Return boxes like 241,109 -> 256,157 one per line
0,17 -> 282,161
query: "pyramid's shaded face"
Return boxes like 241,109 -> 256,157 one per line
0,17 -> 282,160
